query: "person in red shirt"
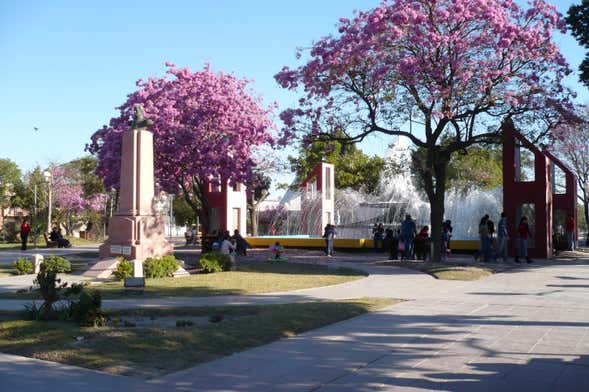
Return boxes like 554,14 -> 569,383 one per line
515,216 -> 532,263
20,219 -> 31,251
565,215 -> 576,251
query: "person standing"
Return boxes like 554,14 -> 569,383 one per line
386,228 -> 399,260
415,226 -> 430,261
401,214 -> 416,260
20,219 -> 31,251
496,212 -> 509,262
372,223 -> 384,251
475,215 -> 489,262
323,224 -> 336,257
442,220 -> 453,252
486,216 -> 495,262
516,216 -> 532,263
232,229 -> 250,256
565,214 -> 576,251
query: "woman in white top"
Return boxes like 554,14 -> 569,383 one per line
220,236 -> 235,255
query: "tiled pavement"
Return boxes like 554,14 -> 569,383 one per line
0,250 -> 588,391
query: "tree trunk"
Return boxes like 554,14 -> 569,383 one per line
429,190 -> 445,262
251,207 -> 258,237
420,150 -> 449,263
251,191 -> 268,237
584,197 -> 589,246
65,212 -> 73,236
0,202 -> 5,242
199,206 -> 211,236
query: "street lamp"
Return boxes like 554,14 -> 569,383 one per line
43,170 -> 52,234
585,182 -> 589,246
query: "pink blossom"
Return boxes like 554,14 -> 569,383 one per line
88,64 -> 278,195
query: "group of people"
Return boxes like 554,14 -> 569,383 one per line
370,215 -> 453,261
477,212 -> 578,263
19,219 -> 71,251
211,229 -> 251,257
474,213 -> 513,263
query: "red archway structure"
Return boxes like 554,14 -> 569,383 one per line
502,120 -> 577,258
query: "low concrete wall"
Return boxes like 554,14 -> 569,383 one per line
246,237 -> 479,251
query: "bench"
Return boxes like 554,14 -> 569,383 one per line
43,233 -> 58,248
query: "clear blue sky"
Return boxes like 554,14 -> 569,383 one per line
0,0 -> 586,183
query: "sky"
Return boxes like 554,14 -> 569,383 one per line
0,0 -> 587,196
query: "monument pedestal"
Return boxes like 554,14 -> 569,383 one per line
85,105 -> 173,278
98,215 -> 173,261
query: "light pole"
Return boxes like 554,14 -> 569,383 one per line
43,171 -> 52,234
169,193 -> 174,238
33,183 -> 38,248
585,182 -> 589,246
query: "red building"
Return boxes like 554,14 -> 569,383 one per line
299,162 -> 335,236
502,120 -> 577,258
202,177 -> 247,236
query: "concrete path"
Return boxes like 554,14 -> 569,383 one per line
0,245 -> 99,264
1,254 -> 588,391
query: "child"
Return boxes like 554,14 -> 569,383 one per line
269,241 -> 285,261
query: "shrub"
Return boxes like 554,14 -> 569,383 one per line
34,265 -> 67,320
43,256 -> 71,273
114,258 -> 133,281
13,258 -> 33,275
143,255 -> 179,278
23,302 -> 41,321
176,319 -> 194,327
199,252 -> 231,273
69,289 -> 106,327
64,282 -> 88,297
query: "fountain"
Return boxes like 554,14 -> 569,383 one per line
255,137 -> 502,245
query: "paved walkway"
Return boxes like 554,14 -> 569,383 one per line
0,245 -> 99,264
1,252 -> 588,391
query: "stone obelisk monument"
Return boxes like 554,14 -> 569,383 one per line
99,104 -> 173,263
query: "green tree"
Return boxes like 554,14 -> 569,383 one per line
13,167 -> 48,240
61,156 -> 106,197
446,146 -> 503,192
248,172 -> 271,236
0,159 -> 22,241
409,144 -> 503,197
173,196 -> 197,227
289,133 -> 385,194
567,1 -> 589,87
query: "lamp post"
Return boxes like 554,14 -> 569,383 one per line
43,170 -> 52,234
585,182 -> 589,246
33,183 -> 38,248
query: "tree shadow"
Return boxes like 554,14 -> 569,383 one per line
155,309 -> 589,391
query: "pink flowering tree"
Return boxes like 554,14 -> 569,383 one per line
87,64 -> 277,234
275,0 -> 575,261
51,167 -> 107,235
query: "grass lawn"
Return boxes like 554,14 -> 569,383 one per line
0,262 -> 367,299
0,242 -> 46,250
0,237 -> 100,250
0,298 -> 398,378
383,260 -> 502,280
0,264 -> 13,278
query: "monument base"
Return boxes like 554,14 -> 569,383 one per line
99,214 -> 174,261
